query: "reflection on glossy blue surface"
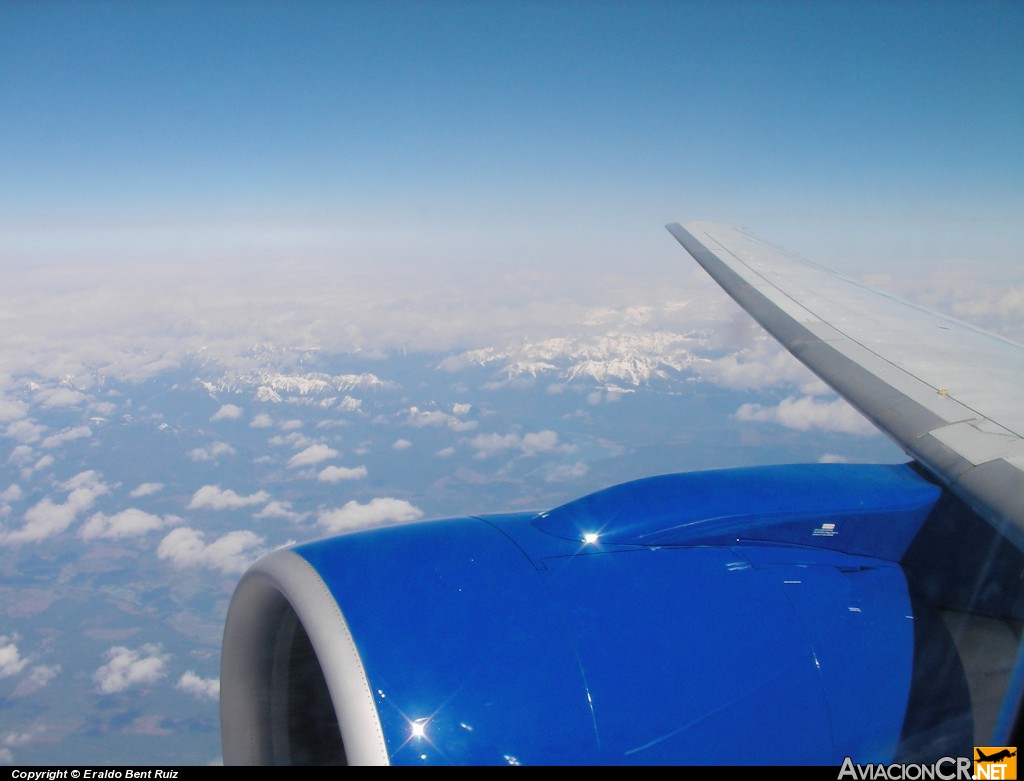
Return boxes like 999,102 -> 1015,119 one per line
295,463 -> 943,765
534,463 -> 940,559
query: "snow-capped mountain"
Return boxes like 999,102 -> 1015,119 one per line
199,369 -> 396,404
440,330 -> 707,385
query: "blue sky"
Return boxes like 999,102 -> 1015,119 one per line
2,0 -> 1021,281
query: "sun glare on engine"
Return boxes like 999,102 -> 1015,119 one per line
410,718 -> 428,739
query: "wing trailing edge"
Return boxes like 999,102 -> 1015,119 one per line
667,221 -> 1024,544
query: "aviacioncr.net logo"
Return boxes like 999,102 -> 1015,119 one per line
974,747 -> 1017,780
838,756 -> 972,780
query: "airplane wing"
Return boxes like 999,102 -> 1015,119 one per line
667,221 -> 1024,546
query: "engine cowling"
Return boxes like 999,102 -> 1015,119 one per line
220,463 -> 971,765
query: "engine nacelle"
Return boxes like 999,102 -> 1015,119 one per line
221,463 -> 972,765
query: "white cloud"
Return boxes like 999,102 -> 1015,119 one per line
698,338 -> 815,390
123,714 -> 173,736
435,447 -> 455,457
403,406 -> 477,431
318,498 -> 423,534
2,728 -> 37,748
7,445 -> 33,464
404,407 -> 449,427
268,431 -> 314,449
188,485 -> 270,510
0,471 -> 109,544
35,387 -> 87,409
187,441 -> 236,462
93,644 -> 169,694
452,403 -> 471,416
157,527 -> 267,575
468,430 -> 565,459
279,419 -> 303,430
819,453 -> 854,463
288,444 -> 339,468
130,482 -> 164,498
13,663 -> 61,697
317,465 -> 368,483
177,671 -> 219,701
26,664 -> 60,688
468,432 -> 521,458
5,419 -> 46,443
0,398 -> 28,422
29,667 -> 60,683
0,637 -> 29,678
210,404 -> 243,421
339,395 -> 362,412
13,452 -> 52,481
254,501 -> 303,521
735,395 -> 879,436
40,426 -> 92,448
0,725 -> 40,762
79,508 -> 176,540
520,430 -> 561,456
392,439 -> 412,450
64,470 -> 105,491
250,412 -> 273,428
0,491 -> 17,520
545,461 -> 590,482
34,454 -> 55,469
1,485 -> 23,502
